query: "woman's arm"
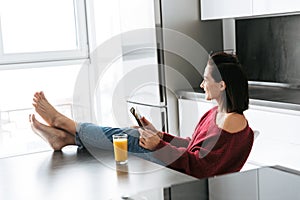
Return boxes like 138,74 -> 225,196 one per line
152,140 -> 212,178
138,128 -> 210,178
161,132 -> 191,148
140,117 -> 191,148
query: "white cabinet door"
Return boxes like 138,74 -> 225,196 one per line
201,0 -> 252,20
244,105 -> 300,171
253,0 -> 300,16
178,98 -> 215,138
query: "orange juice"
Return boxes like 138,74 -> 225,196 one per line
113,134 -> 128,164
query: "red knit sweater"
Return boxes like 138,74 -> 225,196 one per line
154,106 -> 254,179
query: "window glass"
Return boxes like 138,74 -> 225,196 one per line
1,0 -> 77,53
0,64 -> 81,158
0,0 -> 88,157
0,0 -> 87,64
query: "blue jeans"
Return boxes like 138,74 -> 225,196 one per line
75,122 -> 165,165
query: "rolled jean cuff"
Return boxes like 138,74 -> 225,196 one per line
75,122 -> 85,149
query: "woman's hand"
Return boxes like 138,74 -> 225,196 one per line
138,128 -> 161,150
140,117 -> 163,139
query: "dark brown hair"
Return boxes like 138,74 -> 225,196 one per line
209,52 -> 249,114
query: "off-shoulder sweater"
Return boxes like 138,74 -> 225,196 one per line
154,106 -> 254,179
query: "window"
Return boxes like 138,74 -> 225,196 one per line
0,0 -> 88,64
0,0 -> 89,157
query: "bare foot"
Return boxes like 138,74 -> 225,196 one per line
30,114 -> 75,151
32,91 -> 76,134
32,91 -> 61,126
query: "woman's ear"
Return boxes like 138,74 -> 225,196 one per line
219,81 -> 226,91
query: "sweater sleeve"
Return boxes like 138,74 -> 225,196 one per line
161,132 -> 191,148
153,140 -> 212,178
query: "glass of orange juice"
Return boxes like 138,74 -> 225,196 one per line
112,133 -> 128,164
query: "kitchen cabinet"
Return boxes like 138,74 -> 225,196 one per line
253,0 -> 300,16
201,0 -> 300,20
201,0 -> 252,20
178,98 -> 214,138
208,166 -> 300,200
244,105 -> 300,170
133,166 -> 300,199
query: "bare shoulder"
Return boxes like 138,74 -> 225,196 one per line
222,113 -> 248,134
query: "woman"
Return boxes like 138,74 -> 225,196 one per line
30,52 -> 254,179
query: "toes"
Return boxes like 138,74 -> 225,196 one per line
32,98 -> 38,104
31,114 -> 36,122
29,114 -> 37,125
33,91 -> 44,101
33,91 -> 47,105
32,103 -> 37,108
40,91 -> 46,99
29,114 -> 37,123
34,92 -> 40,100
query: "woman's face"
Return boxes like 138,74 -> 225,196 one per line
200,64 -> 225,101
